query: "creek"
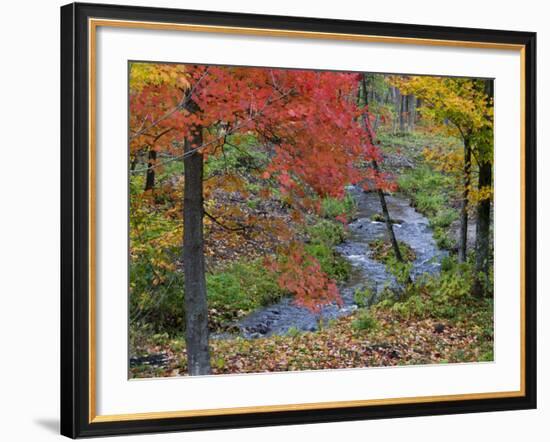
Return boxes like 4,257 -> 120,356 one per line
234,186 -> 447,339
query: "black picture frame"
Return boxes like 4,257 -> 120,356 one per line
61,2 -> 537,438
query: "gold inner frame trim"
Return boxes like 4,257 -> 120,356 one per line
88,17 -> 527,424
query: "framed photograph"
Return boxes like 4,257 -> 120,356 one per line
60,2 -> 536,438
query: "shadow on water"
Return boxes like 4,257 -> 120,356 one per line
231,186 -> 447,339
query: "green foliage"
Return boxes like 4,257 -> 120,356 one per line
151,332 -> 171,346
304,219 -> 351,282
352,309 -> 379,332
158,155 -> 184,181
415,192 -> 447,217
304,242 -> 351,282
204,134 -> 267,176
479,350 -> 494,362
207,260 -> 286,313
354,287 -> 374,308
306,219 -> 346,246
377,257 -> 491,324
474,264 -> 494,298
386,256 -> 413,286
321,193 -> 357,220
369,239 -> 416,264
286,326 -> 302,338
399,165 -> 453,215
131,253 -> 286,337
213,356 -> 227,370
377,131 -> 461,161
429,209 -> 459,250
432,209 -> 458,228
432,228 -> 455,250
130,253 -> 185,333
362,73 -> 389,100
398,165 -> 458,250
129,186 -> 184,335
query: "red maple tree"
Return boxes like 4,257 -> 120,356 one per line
129,63 -> 394,374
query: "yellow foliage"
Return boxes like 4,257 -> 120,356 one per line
468,185 -> 493,205
389,75 -> 493,142
129,62 -> 190,93
423,147 -> 463,174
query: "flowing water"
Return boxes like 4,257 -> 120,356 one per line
233,186 -> 447,339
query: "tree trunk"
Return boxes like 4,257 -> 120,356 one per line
408,95 -> 416,131
391,86 -> 399,133
473,161 -> 492,296
130,153 -> 138,172
368,85 -> 374,106
183,126 -> 212,376
473,79 -> 494,296
371,159 -> 410,284
360,75 -> 407,274
378,188 -> 403,262
144,148 -> 156,191
458,138 -> 471,263
399,94 -> 406,133
361,75 -> 369,106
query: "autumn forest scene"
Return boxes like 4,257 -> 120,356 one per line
129,62 -> 494,378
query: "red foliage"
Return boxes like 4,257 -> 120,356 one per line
130,64 -> 395,312
264,243 -> 342,313
130,65 -> 395,193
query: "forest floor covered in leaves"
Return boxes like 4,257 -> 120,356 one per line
130,298 -> 493,378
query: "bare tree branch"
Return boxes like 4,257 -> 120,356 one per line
204,210 -> 247,232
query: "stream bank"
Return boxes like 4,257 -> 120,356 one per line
233,186 -> 447,339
